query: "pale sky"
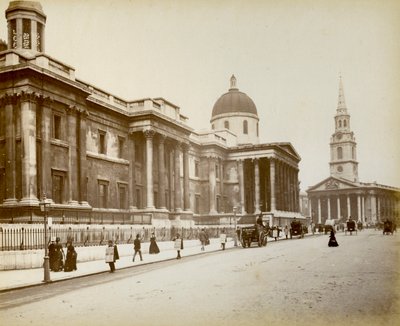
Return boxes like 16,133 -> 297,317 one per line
1,0 -> 399,192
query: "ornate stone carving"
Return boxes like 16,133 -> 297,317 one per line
18,91 -> 39,103
143,128 -> 156,139
325,180 -> 339,189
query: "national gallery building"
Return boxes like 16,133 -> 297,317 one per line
307,79 -> 400,226
0,1 -> 301,228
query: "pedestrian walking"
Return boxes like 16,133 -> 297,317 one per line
328,230 -> 339,247
105,240 -> 119,272
133,234 -> 143,262
149,232 -> 160,254
199,228 -> 207,251
64,242 -> 77,272
174,233 -> 183,259
53,237 -> 64,272
48,237 -> 56,271
220,229 -> 227,250
284,225 -> 289,239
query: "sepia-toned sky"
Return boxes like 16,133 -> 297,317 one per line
1,0 -> 399,191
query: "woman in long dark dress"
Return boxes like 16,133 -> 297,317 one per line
149,232 -> 160,254
328,230 -> 339,247
53,237 -> 65,271
64,242 -> 77,272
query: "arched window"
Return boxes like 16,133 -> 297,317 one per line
338,120 -> 342,128
257,122 -> 259,136
343,120 -> 347,127
352,146 -> 355,159
211,124 -> 215,130
243,120 -> 248,134
337,147 -> 343,159
224,120 -> 229,129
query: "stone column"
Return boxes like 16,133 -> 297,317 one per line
377,196 -> 381,222
254,158 -> 260,214
40,97 -> 53,202
3,95 -> 17,204
78,109 -> 89,205
347,195 -> 351,218
183,144 -> 190,211
67,106 -> 78,204
370,193 -> 377,223
128,133 -> 136,209
19,92 -> 39,204
362,196 -> 365,223
327,197 -> 331,220
318,197 -> 322,223
174,142 -> 182,212
270,158 -> 276,211
158,135 -> 166,209
144,129 -> 155,209
337,196 -> 341,220
209,157 -> 217,214
237,159 -> 245,214
357,195 -> 361,222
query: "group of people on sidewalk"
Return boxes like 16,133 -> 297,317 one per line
48,237 -> 77,273
106,232 -> 163,272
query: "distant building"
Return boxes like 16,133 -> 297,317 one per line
307,78 -> 400,225
0,1 -> 301,227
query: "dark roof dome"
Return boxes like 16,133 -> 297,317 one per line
212,75 -> 258,118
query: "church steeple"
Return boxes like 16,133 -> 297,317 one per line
329,76 -> 359,182
337,76 -> 347,112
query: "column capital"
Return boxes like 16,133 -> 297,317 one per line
174,141 -> 182,151
158,133 -> 167,144
66,105 -> 78,115
143,128 -> 156,139
18,91 -> 39,103
39,96 -> 54,107
0,93 -> 18,106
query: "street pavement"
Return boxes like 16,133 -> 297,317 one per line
0,239 -> 237,292
0,232 -> 319,292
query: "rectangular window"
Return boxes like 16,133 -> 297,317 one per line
118,184 -> 127,209
52,171 -> 65,204
37,23 -> 43,52
216,195 -> 221,213
22,19 -> 31,49
98,180 -> 109,208
195,195 -> 200,214
136,188 -> 142,208
195,161 -> 199,177
215,164 -> 219,179
99,130 -> 106,154
53,115 -> 61,140
118,137 -> 125,159
9,20 -> 17,49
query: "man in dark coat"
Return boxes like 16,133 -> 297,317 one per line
133,234 -> 143,262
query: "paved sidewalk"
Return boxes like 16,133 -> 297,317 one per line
0,240 -> 236,292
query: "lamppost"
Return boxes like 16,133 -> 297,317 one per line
233,206 -> 237,246
39,194 -> 51,283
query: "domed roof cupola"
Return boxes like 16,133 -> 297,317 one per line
211,75 -> 260,145
211,75 -> 258,118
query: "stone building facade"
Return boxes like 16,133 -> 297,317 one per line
307,78 -> 400,225
0,1 -> 301,228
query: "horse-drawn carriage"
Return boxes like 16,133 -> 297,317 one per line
383,220 -> 395,235
345,220 -> 357,235
290,220 -> 305,239
240,225 -> 269,248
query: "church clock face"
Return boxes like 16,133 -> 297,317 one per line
336,132 -> 342,140
337,165 -> 343,172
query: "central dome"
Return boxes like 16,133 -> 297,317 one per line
211,75 -> 257,118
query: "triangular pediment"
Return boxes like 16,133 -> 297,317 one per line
276,143 -> 301,160
307,176 -> 358,192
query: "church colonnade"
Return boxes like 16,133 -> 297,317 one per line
309,191 -> 399,224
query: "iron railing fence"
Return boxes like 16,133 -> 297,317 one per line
0,225 -> 236,251
0,207 -> 152,225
